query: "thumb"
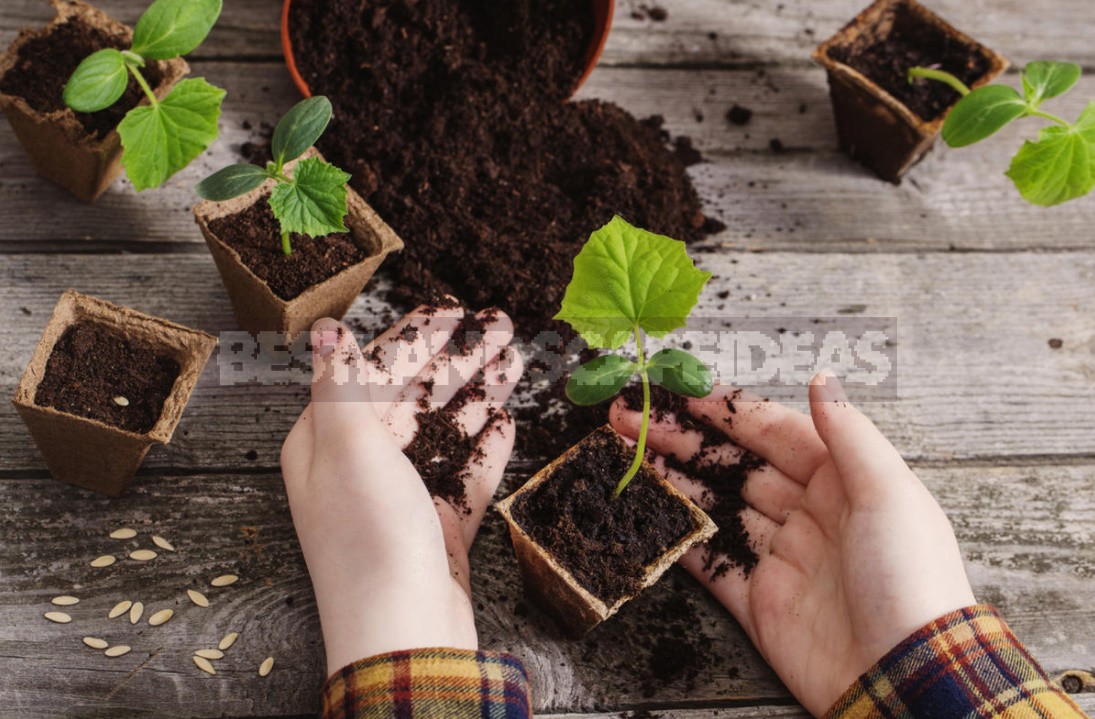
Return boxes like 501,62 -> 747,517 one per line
809,369 -> 915,507
309,317 -> 385,440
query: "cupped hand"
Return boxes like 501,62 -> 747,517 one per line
610,369 -> 975,716
280,300 -> 522,676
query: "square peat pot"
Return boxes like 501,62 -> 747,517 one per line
12,291 -> 216,496
496,426 -> 717,637
812,0 -> 1007,182
193,149 -> 404,341
0,0 -> 188,202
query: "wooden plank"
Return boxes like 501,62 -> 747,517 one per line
1,463 -> 1093,715
1,250 -> 1094,473
3,0 -> 1094,67
3,62 -> 1095,252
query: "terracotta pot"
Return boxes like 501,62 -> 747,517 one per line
193,148 -> 404,340
280,0 -> 614,100
12,291 -> 216,496
496,426 -> 717,636
812,0 -> 1007,182
0,0 -> 188,202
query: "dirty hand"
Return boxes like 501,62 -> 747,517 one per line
280,300 -> 522,676
610,370 -> 975,717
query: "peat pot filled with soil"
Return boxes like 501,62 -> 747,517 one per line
813,0 -> 1007,182
496,426 -> 717,636
0,0 -> 187,201
193,149 -> 404,339
12,291 -> 216,496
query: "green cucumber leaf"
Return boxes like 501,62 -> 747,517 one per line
646,348 -> 713,398
1005,102 -> 1095,206
942,85 -> 1028,147
272,96 -> 333,166
1021,61 -> 1082,105
63,49 -> 128,113
195,163 -> 268,201
565,355 -> 637,405
268,157 -> 351,237
131,0 -> 222,60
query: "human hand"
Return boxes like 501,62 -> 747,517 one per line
280,300 -> 522,676
610,369 -> 975,716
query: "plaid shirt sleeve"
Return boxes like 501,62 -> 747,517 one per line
322,647 -> 531,719
825,605 -> 1089,719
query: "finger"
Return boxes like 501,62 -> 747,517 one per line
308,318 -> 386,442
741,464 -> 805,524
809,369 -> 916,508
450,346 -> 524,438
687,386 -> 829,484
362,297 -> 466,411
454,412 -> 516,550
609,396 -> 738,464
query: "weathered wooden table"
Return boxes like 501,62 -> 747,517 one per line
2,1 -> 1094,716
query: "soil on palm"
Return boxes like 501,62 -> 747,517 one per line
208,199 -> 369,301
0,17 -> 164,139
826,2 -> 991,121
35,321 -> 180,434
511,427 -> 699,605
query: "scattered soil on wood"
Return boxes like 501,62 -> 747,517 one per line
35,321 -> 180,433
826,2 -> 991,121
511,427 -> 699,605
289,0 -> 719,332
208,199 -> 369,301
0,17 -> 164,139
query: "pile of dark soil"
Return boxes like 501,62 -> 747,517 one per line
288,0 -> 719,331
209,200 -> 368,301
0,18 -> 164,139
826,3 -> 991,121
510,426 -> 699,605
35,321 -> 180,433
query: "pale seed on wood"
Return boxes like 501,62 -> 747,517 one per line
82,637 -> 109,650
129,602 -> 144,624
193,655 -> 216,675
112,396 -> 129,407
151,535 -> 175,552
187,589 -> 209,608
129,549 -> 157,562
51,595 -> 79,606
44,611 -> 71,623
91,555 -> 116,568
218,632 -> 239,651
210,574 -> 238,587
148,609 -> 174,627
195,649 -> 224,660
105,645 -> 131,657
108,600 -> 132,619
109,528 -> 137,539
259,657 -> 274,677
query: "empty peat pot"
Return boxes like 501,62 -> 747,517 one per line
193,148 -> 404,339
12,290 -> 216,496
813,0 -> 1007,182
0,0 -> 187,201
280,0 -> 615,100
496,426 -> 717,636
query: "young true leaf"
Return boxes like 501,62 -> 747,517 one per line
566,355 -> 637,406
1006,103 -> 1095,207
1021,61 -> 1081,105
272,96 -> 333,166
268,157 -> 351,237
63,49 -> 129,113
131,0 -> 223,60
646,348 -> 713,398
554,216 -> 712,349
195,163 -> 269,201
941,85 -> 1027,148
118,77 -> 225,191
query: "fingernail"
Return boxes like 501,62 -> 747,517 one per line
813,368 -> 848,403
311,318 -> 342,357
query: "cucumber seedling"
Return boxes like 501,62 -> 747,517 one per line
908,61 -> 1094,206
555,216 -> 714,496
195,96 -> 351,256
63,0 -> 226,191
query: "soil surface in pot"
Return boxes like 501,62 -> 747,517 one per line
826,3 -> 991,121
289,0 -> 720,331
511,427 -> 700,606
0,17 -> 164,139
208,199 -> 369,301
35,320 -> 180,434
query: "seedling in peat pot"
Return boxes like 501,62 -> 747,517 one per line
908,61 -> 1095,206
196,96 -> 350,256
63,0 -> 225,190
555,216 -> 714,496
